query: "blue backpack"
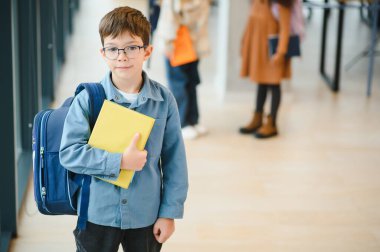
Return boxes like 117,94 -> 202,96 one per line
32,83 -> 106,230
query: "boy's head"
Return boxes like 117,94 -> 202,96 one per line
99,7 -> 153,86
99,6 -> 151,47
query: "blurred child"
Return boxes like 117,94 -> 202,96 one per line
240,0 -> 293,138
156,0 -> 211,140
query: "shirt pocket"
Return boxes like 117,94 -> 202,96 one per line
146,118 -> 166,158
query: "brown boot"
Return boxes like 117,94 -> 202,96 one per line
255,115 -> 278,138
239,112 -> 263,134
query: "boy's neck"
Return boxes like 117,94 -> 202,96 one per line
111,73 -> 143,94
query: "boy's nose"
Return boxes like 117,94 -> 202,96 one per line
117,51 -> 129,61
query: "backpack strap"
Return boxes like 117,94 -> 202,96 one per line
74,83 -> 106,230
75,83 -> 106,129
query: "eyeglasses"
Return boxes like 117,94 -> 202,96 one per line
102,45 -> 147,60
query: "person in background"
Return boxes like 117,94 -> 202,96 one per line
149,0 -> 161,33
156,0 -> 211,140
239,0 -> 292,139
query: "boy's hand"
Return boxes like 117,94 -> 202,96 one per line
120,133 -> 147,171
153,218 -> 175,243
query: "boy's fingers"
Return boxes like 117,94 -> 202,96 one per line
153,224 -> 160,235
129,133 -> 140,148
155,233 -> 164,243
154,234 -> 160,241
142,150 -> 148,158
153,225 -> 161,241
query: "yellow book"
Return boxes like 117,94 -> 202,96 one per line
88,100 -> 155,189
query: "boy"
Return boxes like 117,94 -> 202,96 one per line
59,6 -> 188,252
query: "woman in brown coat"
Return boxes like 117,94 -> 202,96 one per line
239,0 -> 292,138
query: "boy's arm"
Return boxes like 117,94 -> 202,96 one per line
59,91 -> 121,179
158,93 -> 189,219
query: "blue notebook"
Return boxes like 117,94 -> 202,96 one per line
268,34 -> 301,58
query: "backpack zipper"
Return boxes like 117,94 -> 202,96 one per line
40,110 -> 52,213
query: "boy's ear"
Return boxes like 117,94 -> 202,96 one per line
143,45 -> 153,61
100,48 -> 106,59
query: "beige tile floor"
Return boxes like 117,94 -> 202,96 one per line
10,0 -> 380,251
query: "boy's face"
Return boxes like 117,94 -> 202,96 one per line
100,31 -> 152,83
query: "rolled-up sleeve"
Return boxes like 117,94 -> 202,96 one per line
158,93 -> 189,219
59,91 -> 121,180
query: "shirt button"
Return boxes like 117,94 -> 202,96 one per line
142,97 -> 146,101
115,96 -> 119,101
122,199 -> 127,204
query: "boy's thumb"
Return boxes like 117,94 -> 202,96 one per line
129,133 -> 140,149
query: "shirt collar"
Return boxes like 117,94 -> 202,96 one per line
100,70 -> 164,106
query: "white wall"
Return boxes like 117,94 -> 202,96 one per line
215,0 -> 254,101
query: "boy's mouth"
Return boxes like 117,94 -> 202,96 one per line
116,66 -> 133,70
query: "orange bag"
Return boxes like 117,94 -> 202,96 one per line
170,25 -> 198,67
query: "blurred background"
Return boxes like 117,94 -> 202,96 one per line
1,0 -> 380,251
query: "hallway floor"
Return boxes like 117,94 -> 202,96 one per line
10,0 -> 380,251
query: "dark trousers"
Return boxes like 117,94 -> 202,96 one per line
165,59 -> 201,128
73,222 -> 162,252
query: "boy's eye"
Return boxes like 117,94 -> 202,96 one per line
107,47 -> 118,52
127,46 -> 139,51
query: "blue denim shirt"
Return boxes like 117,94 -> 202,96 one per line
59,71 -> 188,229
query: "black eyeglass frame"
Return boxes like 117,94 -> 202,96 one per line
102,45 -> 148,60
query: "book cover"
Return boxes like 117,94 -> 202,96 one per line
268,34 -> 301,58
88,100 -> 155,189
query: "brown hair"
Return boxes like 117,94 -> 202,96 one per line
99,6 -> 151,46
